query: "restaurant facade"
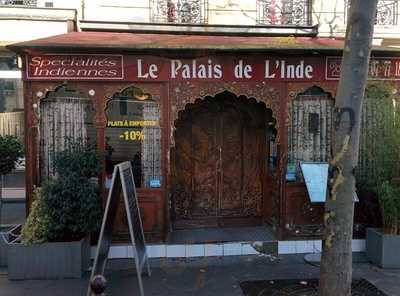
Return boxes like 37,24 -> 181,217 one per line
8,31 -> 400,242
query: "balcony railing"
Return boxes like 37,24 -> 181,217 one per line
0,0 -> 37,6
257,0 -> 312,26
345,0 -> 399,26
150,0 -> 208,24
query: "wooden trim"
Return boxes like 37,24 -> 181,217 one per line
277,82 -> 288,240
162,82 -> 171,235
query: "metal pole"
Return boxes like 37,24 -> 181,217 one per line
0,175 -> 3,226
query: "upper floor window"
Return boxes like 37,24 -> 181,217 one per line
150,0 -> 207,24
0,0 -> 37,6
345,0 -> 399,26
257,0 -> 311,26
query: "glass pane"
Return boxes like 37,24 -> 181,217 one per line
40,87 -> 95,179
0,78 -> 24,143
287,88 -> 333,181
0,56 -> 19,71
105,87 -> 161,188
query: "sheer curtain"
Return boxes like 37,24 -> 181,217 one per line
288,92 -> 333,177
40,97 -> 92,179
142,101 -> 162,187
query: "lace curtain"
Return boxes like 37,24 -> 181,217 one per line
142,101 -> 162,187
40,97 -> 93,179
288,91 -> 333,176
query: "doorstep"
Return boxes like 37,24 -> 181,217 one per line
89,225 -> 366,259
90,239 -> 366,259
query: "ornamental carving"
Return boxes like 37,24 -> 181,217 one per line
170,81 -> 282,146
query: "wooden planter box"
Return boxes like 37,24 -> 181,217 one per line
366,228 -> 400,268
8,236 -> 90,280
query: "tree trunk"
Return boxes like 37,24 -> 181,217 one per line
319,1 -> 377,296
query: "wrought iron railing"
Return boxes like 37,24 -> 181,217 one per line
0,0 -> 37,6
150,0 -> 208,24
345,0 -> 399,26
257,0 -> 312,26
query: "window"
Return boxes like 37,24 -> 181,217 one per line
0,0 -> 37,6
257,0 -> 311,26
0,55 -> 24,143
151,0 -> 208,24
287,86 -> 334,180
345,0 -> 399,26
39,86 -> 95,179
105,86 -> 161,188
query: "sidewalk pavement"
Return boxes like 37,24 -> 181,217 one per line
1,254 -> 399,296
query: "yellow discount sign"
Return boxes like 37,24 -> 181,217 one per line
120,130 -> 145,141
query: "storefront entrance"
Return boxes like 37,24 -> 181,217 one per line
172,91 -> 275,229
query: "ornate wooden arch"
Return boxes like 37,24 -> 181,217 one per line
29,82 -> 98,127
287,82 -> 337,102
169,81 -> 282,146
284,82 -> 337,128
102,83 -> 163,127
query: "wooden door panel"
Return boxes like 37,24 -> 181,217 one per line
172,93 -> 268,228
219,106 -> 243,216
191,111 -> 218,217
172,118 -> 193,219
242,126 -> 264,217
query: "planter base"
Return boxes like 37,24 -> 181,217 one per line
8,236 -> 90,280
0,233 -> 8,267
366,228 -> 400,269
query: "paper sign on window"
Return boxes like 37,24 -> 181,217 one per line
300,162 -> 329,203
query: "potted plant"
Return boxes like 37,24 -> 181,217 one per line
7,140 -> 102,279
0,135 -> 23,267
360,82 -> 400,268
366,181 -> 400,268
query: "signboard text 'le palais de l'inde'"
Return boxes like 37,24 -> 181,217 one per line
26,55 -> 400,81
26,55 -> 322,81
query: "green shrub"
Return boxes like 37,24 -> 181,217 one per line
21,188 -> 50,244
377,181 -> 400,234
0,135 -> 23,176
22,139 -> 102,243
54,140 -> 100,179
377,181 -> 400,235
41,174 -> 101,242
357,82 -> 400,234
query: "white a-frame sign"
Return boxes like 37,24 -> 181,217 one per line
87,161 -> 151,296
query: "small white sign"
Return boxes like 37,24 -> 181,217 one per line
300,162 -> 329,203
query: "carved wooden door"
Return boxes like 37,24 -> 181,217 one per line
172,95 -> 266,228
191,105 -> 219,218
218,104 -> 244,217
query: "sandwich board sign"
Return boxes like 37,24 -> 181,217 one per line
88,161 -> 151,296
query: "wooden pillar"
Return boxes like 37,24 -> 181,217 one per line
277,82 -> 288,240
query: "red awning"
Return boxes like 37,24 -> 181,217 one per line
7,31 -> 400,54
